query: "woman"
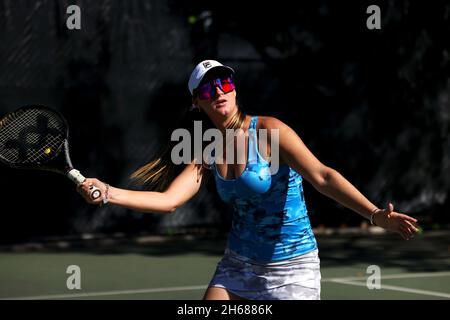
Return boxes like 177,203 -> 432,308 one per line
77,59 -> 419,300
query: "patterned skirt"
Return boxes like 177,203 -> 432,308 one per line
208,248 -> 321,300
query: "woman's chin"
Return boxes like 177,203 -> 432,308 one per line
215,105 -> 232,115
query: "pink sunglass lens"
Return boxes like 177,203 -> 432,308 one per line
221,81 -> 235,93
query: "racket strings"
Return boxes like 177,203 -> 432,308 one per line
0,108 -> 66,164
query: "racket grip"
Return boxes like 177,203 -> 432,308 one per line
67,169 -> 102,200
67,169 -> 86,185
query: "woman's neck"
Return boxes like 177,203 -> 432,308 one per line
211,111 -> 250,133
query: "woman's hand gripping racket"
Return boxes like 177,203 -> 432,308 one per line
0,105 -> 101,200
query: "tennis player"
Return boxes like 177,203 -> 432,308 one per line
77,60 -> 419,300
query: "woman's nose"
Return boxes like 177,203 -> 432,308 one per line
215,85 -> 224,95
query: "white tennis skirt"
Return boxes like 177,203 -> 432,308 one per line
208,248 -> 321,300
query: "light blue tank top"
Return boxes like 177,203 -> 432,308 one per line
213,116 -> 317,262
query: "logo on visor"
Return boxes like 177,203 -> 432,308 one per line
203,62 -> 212,68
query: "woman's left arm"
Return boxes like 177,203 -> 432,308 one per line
264,117 -> 419,240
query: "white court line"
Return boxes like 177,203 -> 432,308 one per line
322,271 -> 450,282
1,285 -> 207,300
2,271 -> 450,300
330,279 -> 450,299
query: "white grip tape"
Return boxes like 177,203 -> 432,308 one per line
67,169 -> 86,185
67,169 -> 102,200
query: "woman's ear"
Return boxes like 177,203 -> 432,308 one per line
189,104 -> 200,111
190,97 -> 200,111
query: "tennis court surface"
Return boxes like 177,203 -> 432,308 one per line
0,229 -> 449,300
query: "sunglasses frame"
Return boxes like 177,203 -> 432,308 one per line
194,74 -> 235,100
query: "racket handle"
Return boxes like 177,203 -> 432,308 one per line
67,169 -> 85,184
89,186 -> 102,200
67,169 -> 102,200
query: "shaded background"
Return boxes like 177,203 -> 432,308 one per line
0,0 -> 449,244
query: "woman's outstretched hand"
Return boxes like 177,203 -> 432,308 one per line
76,178 -> 108,205
373,203 -> 420,240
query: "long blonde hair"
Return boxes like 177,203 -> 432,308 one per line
130,107 -> 246,191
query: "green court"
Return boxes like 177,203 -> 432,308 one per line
1,230 -> 449,300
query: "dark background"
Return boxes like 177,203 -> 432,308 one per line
0,0 -> 449,244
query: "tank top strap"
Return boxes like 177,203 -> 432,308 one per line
248,116 -> 258,164
249,116 -> 258,130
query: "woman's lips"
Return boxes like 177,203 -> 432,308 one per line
215,99 -> 227,107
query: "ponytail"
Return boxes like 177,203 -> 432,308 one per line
130,107 -> 246,191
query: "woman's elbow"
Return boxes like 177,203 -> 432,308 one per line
312,166 -> 337,189
166,197 -> 183,214
160,201 -> 177,214
168,205 -> 177,214
158,192 -> 181,214
162,190 -> 195,214
143,199 -> 178,214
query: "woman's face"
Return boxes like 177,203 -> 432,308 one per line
192,69 -> 237,119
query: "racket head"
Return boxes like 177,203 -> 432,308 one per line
0,105 -> 70,173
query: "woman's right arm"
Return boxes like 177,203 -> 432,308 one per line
77,162 -> 204,214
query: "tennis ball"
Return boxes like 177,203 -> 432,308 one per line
188,15 -> 197,24
416,227 -> 423,235
44,147 -> 52,155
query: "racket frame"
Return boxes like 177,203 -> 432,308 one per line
0,105 -> 101,200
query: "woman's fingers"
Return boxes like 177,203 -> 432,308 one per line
399,227 -> 410,240
76,179 -> 102,204
398,213 -> 418,224
403,220 -> 419,233
77,182 -> 89,195
377,204 -> 419,240
398,214 -> 419,229
399,225 -> 414,240
81,179 -> 98,190
399,229 -> 409,240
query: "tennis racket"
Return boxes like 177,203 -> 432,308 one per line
0,105 -> 101,200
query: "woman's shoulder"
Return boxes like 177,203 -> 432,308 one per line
255,115 -> 288,131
